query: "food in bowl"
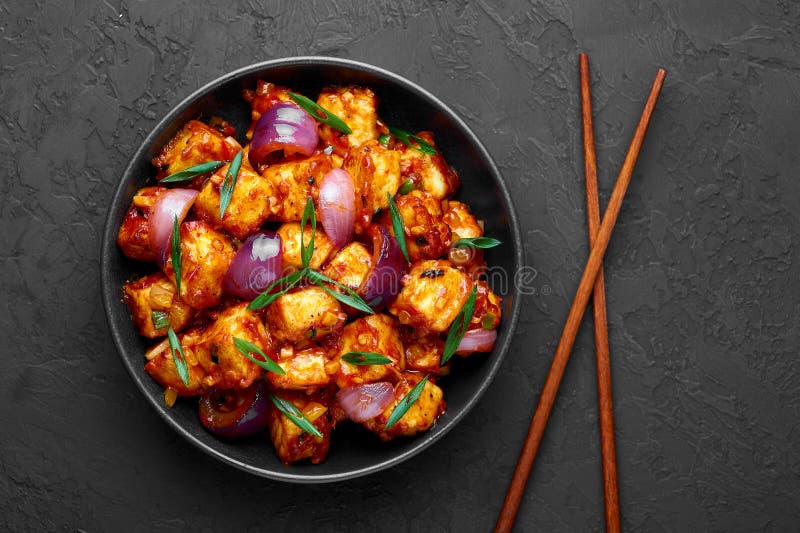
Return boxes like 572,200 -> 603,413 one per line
116,80 -> 503,465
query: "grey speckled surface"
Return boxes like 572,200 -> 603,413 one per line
2,0 -> 799,531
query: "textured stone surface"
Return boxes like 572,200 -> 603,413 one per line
2,0 -> 799,531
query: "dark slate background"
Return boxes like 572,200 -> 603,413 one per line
2,0 -> 799,531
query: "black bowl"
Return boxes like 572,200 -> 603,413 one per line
101,57 -> 522,482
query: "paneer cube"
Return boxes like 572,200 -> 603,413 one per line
265,285 -> 346,343
162,221 -> 235,310
242,80 -> 294,139
261,154 -> 333,221
396,131 -> 460,199
335,314 -> 405,389
321,242 -> 373,292
267,390 -> 333,464
123,272 -> 193,338
442,200 -> 483,241
267,345 -> 335,391
343,141 -> 401,231
116,187 -> 167,262
317,86 -> 380,155
198,303 -> 274,389
382,189 -> 451,261
193,163 -> 280,240
389,259 -> 471,333
362,373 -> 445,441
144,329 -> 211,397
402,329 -> 450,376
151,120 -> 241,181
466,280 -> 502,333
277,222 -> 335,271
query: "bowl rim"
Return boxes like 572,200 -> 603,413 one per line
100,56 -> 523,483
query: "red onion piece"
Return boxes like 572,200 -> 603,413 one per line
318,168 -> 356,248
223,232 -> 282,300
361,225 -> 407,309
249,102 -> 318,168
198,381 -> 270,438
148,188 -> 199,266
336,382 -> 394,422
455,328 -> 498,355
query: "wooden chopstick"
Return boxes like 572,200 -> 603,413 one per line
494,66 -> 666,533
580,53 -> 621,533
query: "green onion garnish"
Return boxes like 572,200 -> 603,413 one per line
341,352 -> 393,366
167,327 -> 190,387
377,133 -> 391,147
387,193 -> 410,263
288,92 -> 352,134
384,376 -> 430,430
387,126 -> 437,155
441,285 -> 478,365
233,337 -> 285,375
300,197 -> 316,269
270,394 -> 324,438
151,310 -> 169,330
159,161 -> 225,183
247,268 -> 308,310
454,237 -> 501,249
305,269 -> 374,315
219,150 -> 243,218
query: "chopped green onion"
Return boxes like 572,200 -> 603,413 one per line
305,269 -> 374,315
341,352 -> 393,366
151,310 -> 169,330
288,92 -> 352,134
270,394 -> 324,438
167,327 -> 190,387
377,133 -> 391,146
171,216 -> 182,295
384,376 -> 430,430
233,337 -> 285,375
247,268 -> 308,310
300,197 -> 316,269
158,161 -> 225,183
219,150 -> 243,218
481,313 -> 497,330
397,178 -> 415,195
387,193 -> 410,263
441,285 -> 478,365
388,126 -> 437,155
454,237 -> 502,249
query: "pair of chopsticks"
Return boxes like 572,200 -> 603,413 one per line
495,56 -> 667,532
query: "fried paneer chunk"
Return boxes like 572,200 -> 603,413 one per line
117,187 -> 167,262
321,242 -> 373,292
162,221 -> 235,310
362,373 -> 445,441
401,329 -> 450,376
261,154 -> 333,221
199,303 -> 273,389
151,120 -> 241,181
277,222 -> 335,271
267,345 -> 335,391
144,329 -> 210,396
343,141 -> 401,232
268,390 -> 333,464
242,80 -> 294,139
466,280 -> 502,333
123,272 -> 193,338
266,285 -> 347,343
317,86 -> 379,155
396,131 -> 460,199
335,314 -> 405,389
384,189 -> 451,261
389,259 -> 471,333
442,200 -> 482,241
194,163 -> 279,240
